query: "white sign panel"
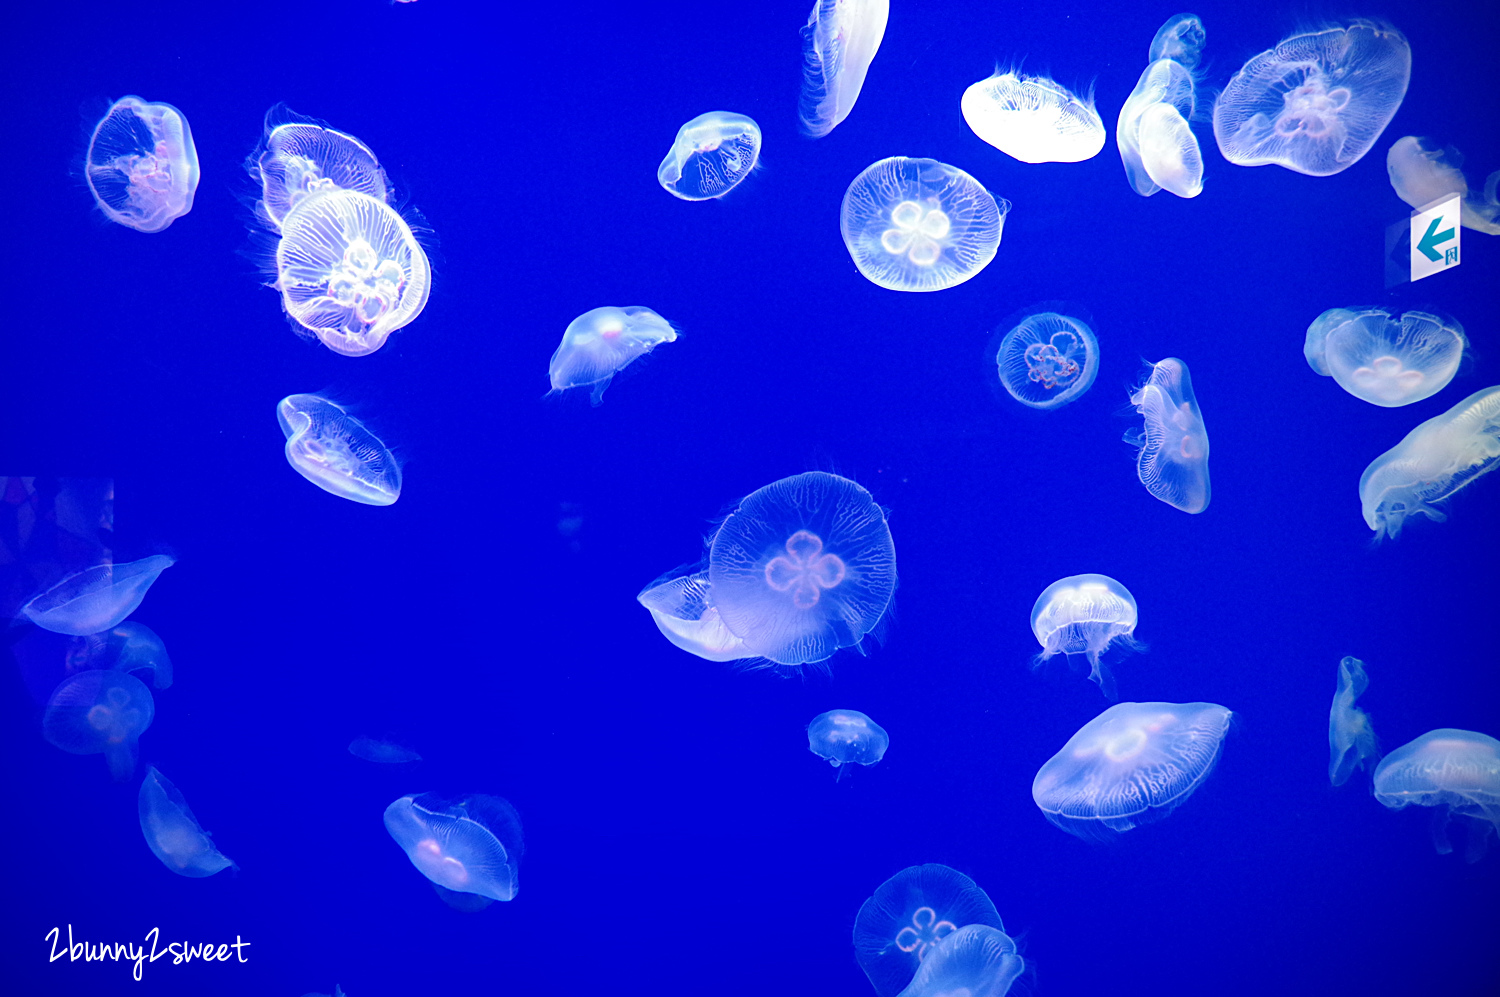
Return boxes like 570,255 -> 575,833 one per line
1410,194 -> 1461,282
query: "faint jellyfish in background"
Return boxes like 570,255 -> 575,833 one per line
1304,307 -> 1466,407
547,306 -> 678,405
1149,13 -> 1206,68
300,988 -> 347,997
1213,22 -> 1411,177
85,96 -> 199,233
384,793 -> 524,909
1127,357 -> 1210,514
1117,58 -> 1203,198
278,394 -> 401,506
799,0 -> 889,138
22,554 -> 175,636
1029,573 -> 1143,699
139,766 -> 236,877
961,72 -> 1106,164
658,113 -> 761,201
275,189 -> 432,357
637,569 -> 749,663
841,157 -> 1008,292
247,104 -> 392,231
994,312 -> 1099,409
897,924 -> 1025,997
349,737 -> 422,764
1387,136 -> 1500,235
853,863 -> 1005,997
1374,729 -> 1500,861
1329,656 -> 1379,787
66,621 -> 173,689
1359,385 -> 1500,540
1032,701 -> 1233,840
708,471 -> 897,669
43,670 -> 154,780
807,709 -> 889,777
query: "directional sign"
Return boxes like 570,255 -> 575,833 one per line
1410,194 -> 1461,282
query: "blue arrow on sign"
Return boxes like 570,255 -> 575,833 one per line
1418,215 -> 1456,262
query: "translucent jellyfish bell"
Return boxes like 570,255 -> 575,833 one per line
66,621 -> 174,689
807,709 -> 889,775
853,864 -> 1005,997
139,767 -> 236,877
897,924 -> 1025,997
1329,656 -> 1379,787
1374,730 -> 1500,861
275,189 -> 431,357
637,569 -> 748,663
961,72 -> 1106,164
547,306 -> 678,405
1304,307 -> 1466,407
994,312 -> 1099,409
349,737 -> 422,764
1213,22 -> 1411,177
1029,573 -> 1142,699
841,157 -> 1007,292
42,670 -> 154,781
249,104 -> 392,231
1127,357 -> 1211,514
799,0 -> 889,138
277,394 -> 401,505
1032,701 -> 1233,840
384,793 -> 524,907
85,96 -> 199,233
1117,59 -> 1203,198
22,555 -> 175,636
1387,136 -> 1500,235
707,472 -> 896,668
1149,14 -> 1206,68
1359,385 -> 1500,540
657,112 -> 761,201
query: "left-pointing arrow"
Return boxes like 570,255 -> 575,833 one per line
1418,215 -> 1456,262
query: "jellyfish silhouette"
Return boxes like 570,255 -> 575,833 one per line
248,104 -> 392,231
1329,656 -> 1379,787
1374,730 -> 1500,861
994,312 -> 1099,409
853,864 -> 1005,997
1305,307 -> 1466,407
43,670 -> 154,780
85,96 -> 199,233
23,555 -> 175,636
384,793 -> 524,908
66,621 -> 173,689
897,923 -> 1025,997
961,72 -> 1105,164
1029,573 -> 1142,698
1127,358 -> 1210,514
807,709 -> 889,776
799,0 -> 888,138
658,112 -> 761,201
139,767 -> 236,877
547,306 -> 678,405
278,394 -> 401,505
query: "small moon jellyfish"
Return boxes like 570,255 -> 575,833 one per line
85,96 -> 199,233
807,709 -> 889,776
1359,385 -> 1500,540
637,569 -> 748,663
277,394 -> 401,506
139,767 -> 236,877
841,157 -> 1007,292
1117,59 -> 1203,198
961,72 -> 1106,164
657,112 -> 761,201
1329,656 -> 1379,787
853,863 -> 1005,997
66,621 -> 173,689
275,189 -> 431,357
1149,14 -> 1206,68
1212,22 -> 1411,177
1387,136 -> 1500,235
22,555 -> 175,636
248,104 -> 392,231
897,924 -> 1025,997
1304,307 -> 1466,407
547,306 -> 678,405
707,471 -> 896,668
383,792 -> 524,908
42,670 -> 154,780
1029,573 -> 1142,699
994,312 -> 1099,409
1033,701 -> 1233,840
799,0 -> 889,138
1373,729 -> 1500,861
1127,357 -> 1210,514
349,737 -> 422,764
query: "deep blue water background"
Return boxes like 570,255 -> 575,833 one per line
3,0 -> 1498,994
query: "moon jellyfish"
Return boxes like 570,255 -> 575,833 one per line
139,767 -> 236,877
349,737 -> 422,764
1149,14 -> 1206,68
1359,385 -> 1500,539
807,709 -> 889,775
897,924 -> 1025,997
961,72 -> 1106,164
42,670 -> 154,781
657,112 -> 761,201
277,394 -> 401,506
1117,59 -> 1203,198
22,555 -> 175,636
1374,730 -> 1500,861
994,312 -> 1099,409
1127,358 -> 1210,514
853,863 -> 1005,997
248,104 -> 392,231
1033,701 -> 1233,840
384,793 -> 524,908
66,621 -> 173,689
708,471 -> 896,668
799,0 -> 889,138
1304,307 -> 1466,407
1213,22 -> 1411,177
637,569 -> 748,663
1387,136 -> 1500,235
841,157 -> 1007,292
85,96 -> 199,233
275,189 -> 431,357
1029,574 -> 1142,699
1329,656 -> 1379,787
547,306 -> 678,405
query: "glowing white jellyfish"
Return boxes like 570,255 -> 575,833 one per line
853,864 -> 1005,997
85,96 -> 199,233
637,569 -> 749,663
1149,13 -> 1206,68
1304,307 -> 1466,407
658,112 -> 761,201
807,709 -> 889,775
961,72 -> 1105,164
800,0 -> 889,138
1387,136 -> 1500,235
1374,729 -> 1500,861
248,104 -> 392,231
548,306 -> 678,405
1030,573 -> 1142,698
1329,656 -> 1379,787
384,792 -> 524,909
277,394 -> 401,505
43,670 -> 154,781
897,924 -> 1025,997
1127,358 -> 1210,514
1117,59 -> 1203,198
139,767 -> 236,877
22,555 -> 175,636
